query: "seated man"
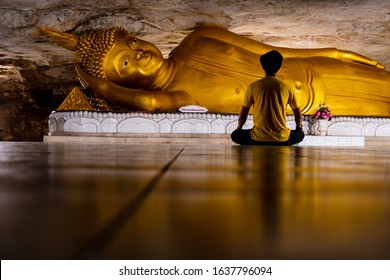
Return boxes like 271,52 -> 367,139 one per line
231,50 -> 304,146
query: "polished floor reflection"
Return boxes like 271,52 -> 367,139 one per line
0,142 -> 389,259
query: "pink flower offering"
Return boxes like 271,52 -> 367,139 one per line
310,102 -> 333,120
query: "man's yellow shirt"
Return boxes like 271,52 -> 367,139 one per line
243,76 -> 299,142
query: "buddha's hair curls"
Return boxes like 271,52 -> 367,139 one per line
76,27 -> 126,78
39,26 -> 127,79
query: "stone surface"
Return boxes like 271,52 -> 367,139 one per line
1,0 -> 389,140
44,133 -> 366,147
1,142 -> 390,259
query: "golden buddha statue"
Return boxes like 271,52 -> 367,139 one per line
40,26 -> 390,116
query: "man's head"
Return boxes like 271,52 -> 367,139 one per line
260,50 -> 283,75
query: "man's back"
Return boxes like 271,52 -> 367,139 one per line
231,50 -> 304,146
245,76 -> 296,142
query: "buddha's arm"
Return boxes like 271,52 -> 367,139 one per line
336,50 -> 384,69
75,65 -> 197,112
281,48 -> 384,69
187,26 -> 384,69
180,26 -> 275,56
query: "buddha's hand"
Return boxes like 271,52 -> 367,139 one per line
75,64 -> 113,94
75,64 -> 90,89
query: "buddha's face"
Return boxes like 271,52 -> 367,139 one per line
103,32 -> 164,88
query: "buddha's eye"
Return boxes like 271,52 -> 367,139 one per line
129,37 -> 137,49
122,57 -> 129,71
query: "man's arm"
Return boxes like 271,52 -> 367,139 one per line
236,105 -> 250,130
292,107 -> 303,130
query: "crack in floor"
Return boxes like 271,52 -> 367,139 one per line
74,145 -> 186,259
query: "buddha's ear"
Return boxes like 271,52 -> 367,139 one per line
37,26 -> 79,51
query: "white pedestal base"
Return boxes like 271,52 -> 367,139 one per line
48,111 -> 390,137
46,111 -> 390,147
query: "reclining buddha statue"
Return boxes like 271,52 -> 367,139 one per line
40,25 -> 390,116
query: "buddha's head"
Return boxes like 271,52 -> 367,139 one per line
39,26 -> 164,89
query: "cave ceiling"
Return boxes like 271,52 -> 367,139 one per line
1,0 -> 389,73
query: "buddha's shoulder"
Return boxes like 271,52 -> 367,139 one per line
183,26 -> 233,42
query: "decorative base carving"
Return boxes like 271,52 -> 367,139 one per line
57,87 -> 112,111
48,111 -> 390,137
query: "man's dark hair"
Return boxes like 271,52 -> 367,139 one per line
260,50 -> 283,74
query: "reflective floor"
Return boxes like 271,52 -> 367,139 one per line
0,142 -> 389,260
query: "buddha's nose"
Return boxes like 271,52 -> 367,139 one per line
135,52 -> 142,60
135,50 -> 150,61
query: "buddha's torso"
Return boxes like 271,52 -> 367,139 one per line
164,41 -> 316,113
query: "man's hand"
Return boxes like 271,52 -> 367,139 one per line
292,107 -> 303,131
237,105 -> 250,130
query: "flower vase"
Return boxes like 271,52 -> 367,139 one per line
317,119 -> 329,136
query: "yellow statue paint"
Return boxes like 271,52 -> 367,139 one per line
40,26 -> 390,116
